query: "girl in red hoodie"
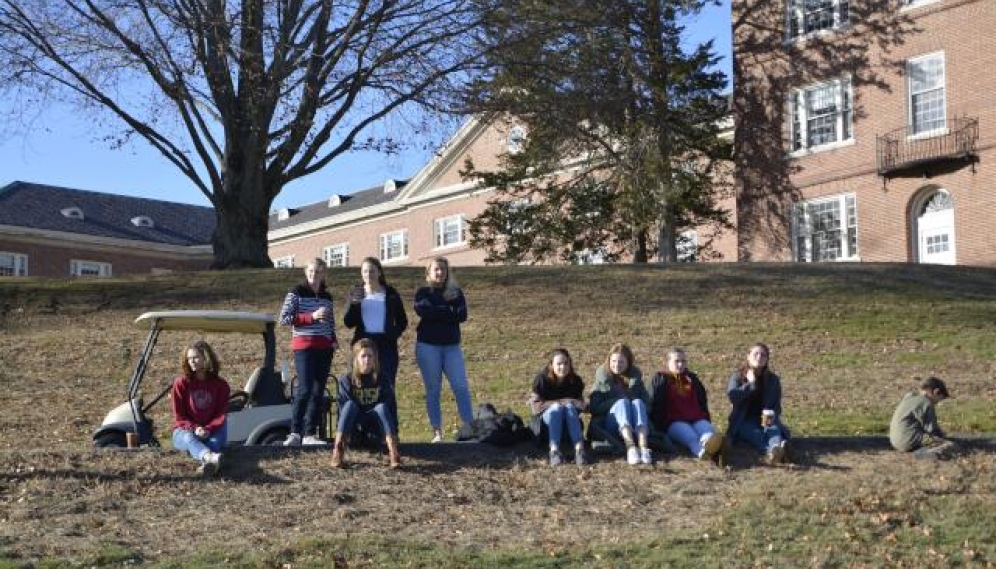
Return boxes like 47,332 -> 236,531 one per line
171,340 -> 230,476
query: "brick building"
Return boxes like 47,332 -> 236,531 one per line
734,0 -> 994,265
268,113 -> 738,268
267,116 -> 511,269
0,181 -> 213,277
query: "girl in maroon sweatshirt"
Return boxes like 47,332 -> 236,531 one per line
171,340 -> 230,476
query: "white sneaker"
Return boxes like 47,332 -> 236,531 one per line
626,446 -> 640,465
200,451 -> 222,476
768,441 -> 787,464
302,435 -> 327,446
282,433 -> 302,447
639,448 -> 653,465
431,430 -> 444,443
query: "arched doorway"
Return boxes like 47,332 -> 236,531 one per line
912,189 -> 956,265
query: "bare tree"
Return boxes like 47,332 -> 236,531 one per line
0,0 -> 484,268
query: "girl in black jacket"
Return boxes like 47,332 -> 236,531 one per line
528,348 -> 588,466
343,257 -> 408,389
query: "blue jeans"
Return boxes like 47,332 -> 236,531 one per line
604,398 -> 649,436
338,400 -> 397,437
733,421 -> 785,453
543,403 -> 583,448
173,422 -> 227,462
292,348 -> 333,436
667,419 -> 717,456
415,342 -> 474,429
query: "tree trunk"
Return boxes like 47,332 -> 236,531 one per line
657,221 -> 678,263
657,201 -> 678,263
210,164 -> 275,269
633,230 -> 649,263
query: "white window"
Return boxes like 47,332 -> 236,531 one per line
379,230 -> 408,262
901,0 -> 942,9
793,194 -> 858,262
791,78 -> 852,152
434,215 -> 467,249
323,243 -> 349,268
70,259 -> 112,277
273,256 -> 295,268
0,252 -> 28,276
787,0 -> 848,39
677,230 -> 698,263
507,125 -> 526,154
908,53 -> 945,135
577,249 -> 606,265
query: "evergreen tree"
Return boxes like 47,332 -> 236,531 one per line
463,0 -> 731,264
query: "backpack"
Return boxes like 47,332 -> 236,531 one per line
456,403 -> 533,446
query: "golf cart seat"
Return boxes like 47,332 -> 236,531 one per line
243,366 -> 264,402
227,366 -> 264,412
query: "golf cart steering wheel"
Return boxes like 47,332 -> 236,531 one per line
228,390 -> 250,412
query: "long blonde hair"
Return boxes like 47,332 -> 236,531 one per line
425,256 -> 460,295
350,338 -> 380,387
603,343 -> 635,385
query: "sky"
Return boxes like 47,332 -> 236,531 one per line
0,1 -> 732,211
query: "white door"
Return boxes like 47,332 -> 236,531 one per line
917,192 -> 956,265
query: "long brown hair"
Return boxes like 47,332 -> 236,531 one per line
603,343 -> 636,386
545,347 -> 581,385
350,338 -> 380,388
180,340 -> 220,377
360,256 -> 388,288
737,342 -> 770,382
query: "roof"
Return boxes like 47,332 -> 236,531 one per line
134,310 -> 275,333
268,180 -> 407,230
0,181 -> 215,246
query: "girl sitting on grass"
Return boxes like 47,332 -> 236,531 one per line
528,348 -> 588,466
649,348 -> 724,462
589,343 -> 653,466
332,339 -> 401,469
171,340 -> 229,476
727,343 -> 790,464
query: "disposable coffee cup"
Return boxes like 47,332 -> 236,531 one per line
761,409 -> 775,427
125,432 -> 139,448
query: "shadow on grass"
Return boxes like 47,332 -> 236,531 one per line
223,441 -> 543,476
722,434 -> 996,472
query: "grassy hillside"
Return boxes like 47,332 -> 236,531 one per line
2,262 -> 995,447
1,263 -> 995,568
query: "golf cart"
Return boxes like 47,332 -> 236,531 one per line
92,310 -> 307,448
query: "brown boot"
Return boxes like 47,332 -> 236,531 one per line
330,434 -> 346,468
386,435 -> 402,469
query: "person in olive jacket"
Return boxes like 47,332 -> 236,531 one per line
588,343 -> 653,466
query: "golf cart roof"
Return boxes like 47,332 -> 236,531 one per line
134,310 -> 275,333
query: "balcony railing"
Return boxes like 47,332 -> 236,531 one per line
876,117 -> 979,176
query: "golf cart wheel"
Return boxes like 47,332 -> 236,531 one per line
258,427 -> 290,446
95,431 -> 128,448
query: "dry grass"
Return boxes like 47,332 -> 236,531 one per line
1,263 -> 995,567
